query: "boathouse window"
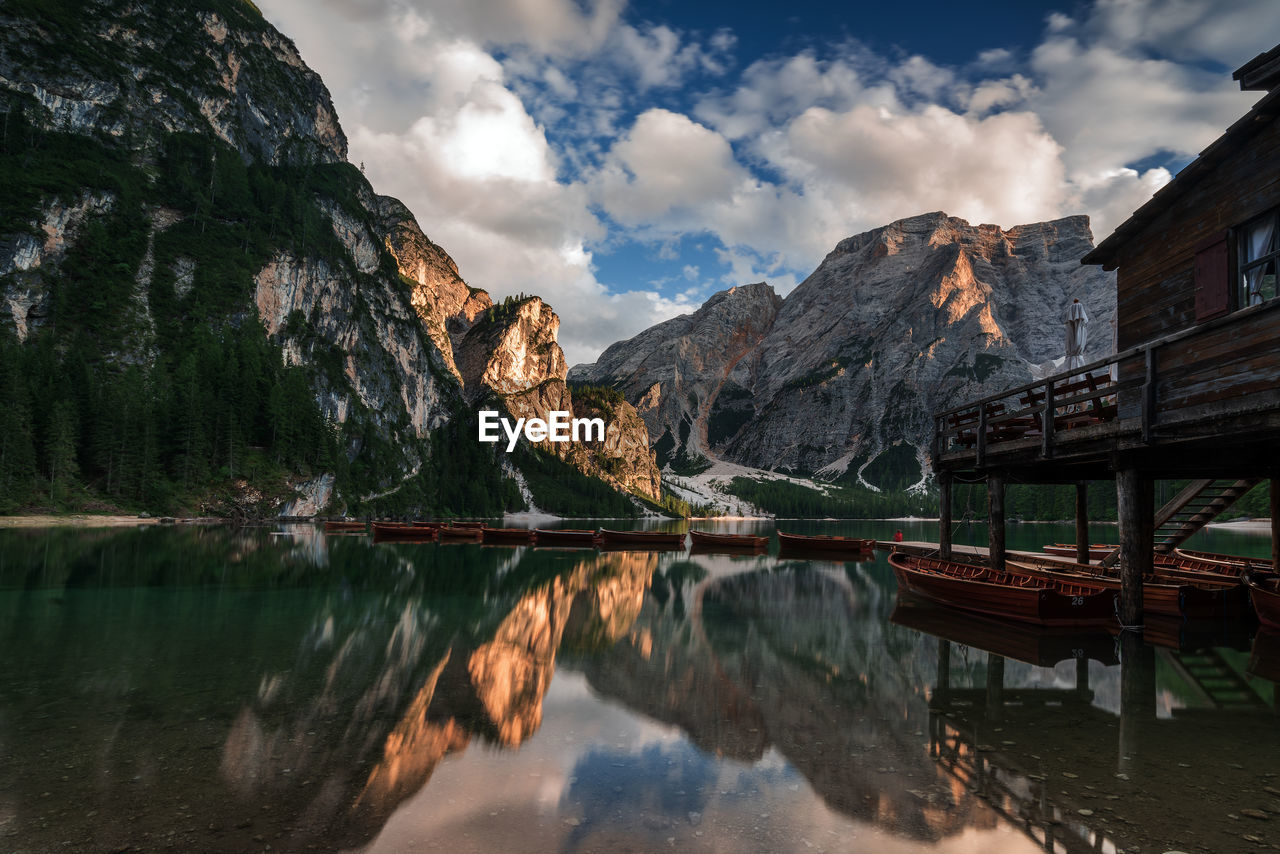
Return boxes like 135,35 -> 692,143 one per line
1240,208 -> 1279,306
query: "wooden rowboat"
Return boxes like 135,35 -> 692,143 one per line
888,552 -> 1118,627
777,532 -> 875,554
481,527 -> 536,545
372,523 -> 438,542
1173,548 -> 1271,572
534,528 -> 601,547
450,521 -> 486,529
689,530 -> 768,550
324,520 -> 366,532
1245,573 -> 1280,632
1007,557 -> 1249,620
1042,543 -> 1118,560
437,525 -> 484,542
600,528 -> 686,548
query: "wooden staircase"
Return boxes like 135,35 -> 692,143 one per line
1099,478 -> 1262,567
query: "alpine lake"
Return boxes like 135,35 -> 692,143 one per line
2,519 -> 1279,854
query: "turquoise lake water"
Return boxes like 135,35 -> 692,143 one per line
1,520 -> 1277,853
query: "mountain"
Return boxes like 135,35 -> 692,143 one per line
570,212 -> 1115,489
0,0 -> 659,516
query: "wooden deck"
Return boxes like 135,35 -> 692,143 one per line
933,298 -> 1280,481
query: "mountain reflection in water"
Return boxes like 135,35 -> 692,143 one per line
0,524 -> 1277,853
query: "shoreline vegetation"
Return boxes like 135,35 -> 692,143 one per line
0,514 -> 1271,531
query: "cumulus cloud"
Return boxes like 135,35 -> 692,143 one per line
255,0 -> 1280,362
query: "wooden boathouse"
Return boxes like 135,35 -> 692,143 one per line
931,44 -> 1280,624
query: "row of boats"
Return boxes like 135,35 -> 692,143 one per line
324,520 -> 877,555
889,545 -> 1280,629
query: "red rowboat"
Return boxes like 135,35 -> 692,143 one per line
1245,573 -> 1280,631
324,520 -> 366,532
437,525 -> 484,542
1007,557 -> 1249,620
1042,543 -> 1118,560
889,552 -> 1118,626
481,527 -> 536,545
1173,548 -> 1271,572
689,530 -> 768,550
372,523 -> 438,542
777,532 -> 874,554
600,528 -> 686,548
534,529 -> 601,547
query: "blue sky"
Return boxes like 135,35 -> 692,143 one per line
258,0 -> 1277,364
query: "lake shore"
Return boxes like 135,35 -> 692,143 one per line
0,514 -> 159,528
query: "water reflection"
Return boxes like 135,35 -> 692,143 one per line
1,525 -> 1279,853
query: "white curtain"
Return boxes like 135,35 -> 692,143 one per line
1244,217 -> 1276,306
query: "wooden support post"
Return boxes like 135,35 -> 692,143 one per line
1272,477 -> 1280,573
1075,654 -> 1090,697
1076,481 -> 1090,565
988,473 -> 1006,574
939,472 -> 953,560
1116,468 -> 1153,627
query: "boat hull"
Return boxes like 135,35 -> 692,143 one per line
372,523 -> 438,542
324,520 -> 366,532
1007,558 -> 1249,620
1042,544 -> 1118,560
481,527 -> 536,544
437,526 -> 484,542
889,553 -> 1117,627
599,529 -> 686,547
689,530 -> 767,550
534,529 -> 600,547
1246,574 -> 1280,631
777,532 -> 874,554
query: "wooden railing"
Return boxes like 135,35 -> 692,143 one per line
932,297 -> 1280,465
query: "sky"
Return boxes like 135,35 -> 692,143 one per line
256,0 -> 1280,366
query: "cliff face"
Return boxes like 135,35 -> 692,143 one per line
572,213 -> 1115,486
0,0 -> 656,514
570,282 -> 781,467
458,298 -> 663,500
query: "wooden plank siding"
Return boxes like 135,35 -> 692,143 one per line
1112,115 -> 1280,350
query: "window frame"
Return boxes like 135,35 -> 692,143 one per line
1238,207 -> 1280,308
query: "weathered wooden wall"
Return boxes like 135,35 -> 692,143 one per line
1113,115 -> 1280,350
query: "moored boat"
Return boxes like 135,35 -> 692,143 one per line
688,530 -> 767,550
888,552 -> 1118,626
481,527 -> 537,545
324,520 -> 366,532
534,528 -> 601,547
1173,548 -> 1271,572
1245,572 -> 1280,631
450,521 -> 486,529
1042,543 -> 1118,560
437,525 -> 484,542
600,528 -> 686,548
372,522 -> 438,541
777,532 -> 875,554
1007,557 -> 1250,620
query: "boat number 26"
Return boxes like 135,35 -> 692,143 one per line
1070,596 -> 1085,606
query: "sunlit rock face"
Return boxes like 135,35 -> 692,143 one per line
573,213 -> 1115,482
459,298 -> 664,499
0,0 -> 652,507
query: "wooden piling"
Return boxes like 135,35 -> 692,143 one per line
986,653 -> 1005,722
939,472 -> 953,560
1075,481 -> 1090,565
987,473 -> 1006,574
1116,468 -> 1152,626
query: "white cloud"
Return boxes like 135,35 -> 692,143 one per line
595,109 -> 747,225
255,0 -> 1280,363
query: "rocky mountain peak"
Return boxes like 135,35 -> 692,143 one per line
578,211 -> 1114,488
